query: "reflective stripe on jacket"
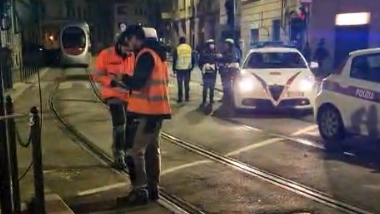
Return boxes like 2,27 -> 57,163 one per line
175,44 -> 192,70
92,47 -> 135,101
127,48 -> 171,117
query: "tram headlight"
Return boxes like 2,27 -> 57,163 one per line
238,78 -> 255,92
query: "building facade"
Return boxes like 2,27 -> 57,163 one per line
1,0 -> 25,83
197,0 -> 220,46
113,1 -> 150,33
240,0 -> 298,56
166,0 -> 196,46
161,0 -> 221,48
240,0 -> 380,70
219,0 -> 242,42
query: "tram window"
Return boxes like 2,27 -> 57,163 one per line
62,27 -> 86,48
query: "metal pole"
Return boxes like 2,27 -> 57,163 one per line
6,95 -> 21,212
232,0 -> 236,40
0,50 -> 13,214
30,106 -> 45,214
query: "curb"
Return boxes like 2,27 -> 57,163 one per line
6,68 -> 50,100
21,194 -> 74,214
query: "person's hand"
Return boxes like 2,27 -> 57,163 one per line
216,53 -> 222,58
116,73 -> 124,81
117,81 -> 128,89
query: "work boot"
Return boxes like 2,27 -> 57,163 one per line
113,151 -> 127,170
147,185 -> 159,201
117,188 -> 149,206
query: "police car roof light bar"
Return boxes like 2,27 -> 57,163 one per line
250,41 -> 296,48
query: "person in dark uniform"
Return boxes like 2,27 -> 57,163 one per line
218,38 -> 240,103
198,39 -> 218,110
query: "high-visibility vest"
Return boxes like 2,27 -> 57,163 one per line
92,47 -> 135,101
127,48 -> 171,117
175,44 -> 192,70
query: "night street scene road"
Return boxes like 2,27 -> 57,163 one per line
1,0 -> 380,213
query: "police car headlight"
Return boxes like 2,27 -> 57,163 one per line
238,78 -> 254,92
299,77 -> 314,91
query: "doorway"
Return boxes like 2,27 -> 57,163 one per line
334,24 -> 369,67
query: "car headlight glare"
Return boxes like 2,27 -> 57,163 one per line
238,79 -> 254,91
300,77 -> 314,91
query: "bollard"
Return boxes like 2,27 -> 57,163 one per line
6,96 -> 21,212
0,70 -> 13,213
30,107 -> 45,214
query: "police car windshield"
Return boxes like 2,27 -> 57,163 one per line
243,52 -> 307,69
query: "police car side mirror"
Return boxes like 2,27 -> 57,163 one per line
1,16 -> 12,31
310,61 -> 319,69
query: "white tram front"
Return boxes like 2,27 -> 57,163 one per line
60,21 -> 91,68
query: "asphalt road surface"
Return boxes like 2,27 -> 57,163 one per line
14,65 -> 380,213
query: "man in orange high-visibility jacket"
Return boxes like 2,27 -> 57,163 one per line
92,31 -> 135,170
115,25 -> 171,206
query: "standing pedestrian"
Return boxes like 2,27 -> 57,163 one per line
217,38 -> 240,103
302,42 -> 312,63
172,37 -> 195,103
313,38 -> 329,74
198,39 -> 218,110
92,32 -> 135,170
117,25 -> 171,206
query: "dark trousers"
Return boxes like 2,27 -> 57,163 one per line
127,118 -> 162,188
108,101 -> 128,155
220,68 -> 238,102
220,72 -> 233,101
108,99 -> 139,184
202,73 -> 216,103
176,70 -> 191,101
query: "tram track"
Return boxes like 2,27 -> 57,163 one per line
48,69 -> 206,214
85,71 -> 373,214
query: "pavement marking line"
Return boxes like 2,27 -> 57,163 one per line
225,138 -> 283,156
306,130 -> 320,136
161,160 -> 211,176
76,182 -> 127,196
233,123 -> 324,150
11,68 -> 50,100
59,82 -> 73,89
290,125 -> 318,136
161,139 -> 280,176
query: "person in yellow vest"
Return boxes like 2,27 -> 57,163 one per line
116,25 -> 171,206
172,37 -> 195,103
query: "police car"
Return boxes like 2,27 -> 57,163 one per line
232,41 -> 318,112
315,48 -> 380,143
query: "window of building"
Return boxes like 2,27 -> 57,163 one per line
117,5 -> 128,15
77,7 -> 82,18
65,0 -> 74,17
272,19 -> 281,41
250,29 -> 259,43
350,53 -> 380,83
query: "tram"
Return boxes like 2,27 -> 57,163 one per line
59,21 -> 91,68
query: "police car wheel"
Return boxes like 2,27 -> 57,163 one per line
317,105 -> 345,143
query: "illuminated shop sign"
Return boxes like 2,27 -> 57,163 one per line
335,12 -> 371,26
